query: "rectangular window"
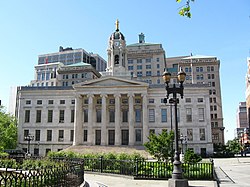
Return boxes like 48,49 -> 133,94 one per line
137,65 -> 142,70
128,66 -> 133,70
24,110 -> 30,123
137,59 -> 142,63
146,58 -> 151,63
146,65 -> 151,69
47,130 -> 52,141
83,130 -> 88,142
135,109 -> 141,122
37,100 -> 42,105
60,100 -> 65,104
26,100 -> 31,105
84,109 -> 88,122
198,108 -> 205,122
198,98 -> 203,103
70,130 -> 74,142
71,110 -> 75,122
185,98 -> 191,103
137,72 -> 142,77
186,108 -> 192,122
109,99 -> 115,104
97,99 -> 102,104
59,110 -> 64,123
109,109 -> 115,122
58,130 -> 64,141
200,128 -> 205,141
146,71 -> 152,76
135,129 -> 142,142
84,99 -> 89,104
187,129 -> 193,141
36,110 -> 41,123
48,110 -> 53,123
135,99 -> 141,104
161,109 -> 167,122
122,109 -> 128,122
35,130 -> 40,141
148,99 -> 154,103
48,100 -> 54,104
122,99 -> 128,104
149,109 -> 155,122
96,109 -> 102,123
128,59 -> 133,64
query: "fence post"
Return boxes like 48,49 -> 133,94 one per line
134,158 -> 138,177
100,156 -> 103,173
210,158 -> 214,179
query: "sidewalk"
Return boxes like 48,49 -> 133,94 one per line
84,173 -> 216,187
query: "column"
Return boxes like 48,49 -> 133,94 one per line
101,94 -> 107,145
73,94 -> 83,145
128,93 -> 134,145
114,93 -> 121,145
142,93 -> 149,144
88,94 -> 94,145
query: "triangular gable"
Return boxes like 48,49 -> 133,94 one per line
74,76 -> 148,88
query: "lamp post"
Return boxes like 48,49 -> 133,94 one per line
24,133 -> 34,156
162,67 -> 188,187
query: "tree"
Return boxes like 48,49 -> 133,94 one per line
176,0 -> 195,18
144,130 -> 174,162
183,149 -> 202,164
0,106 -> 18,150
226,138 -> 241,155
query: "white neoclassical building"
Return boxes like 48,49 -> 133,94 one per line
16,20 -> 213,157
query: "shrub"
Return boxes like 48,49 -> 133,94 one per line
184,150 -> 202,164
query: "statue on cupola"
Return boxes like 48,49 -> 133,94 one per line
106,19 -> 128,76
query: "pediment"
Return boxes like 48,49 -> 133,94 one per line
74,76 -> 148,88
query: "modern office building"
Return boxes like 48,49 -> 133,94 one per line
16,21 -> 216,156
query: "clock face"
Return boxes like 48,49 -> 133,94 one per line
115,41 -> 120,46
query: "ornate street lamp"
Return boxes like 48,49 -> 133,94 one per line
162,67 -> 188,187
24,133 -> 34,156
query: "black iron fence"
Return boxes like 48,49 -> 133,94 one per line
84,157 -> 214,180
0,158 -> 84,187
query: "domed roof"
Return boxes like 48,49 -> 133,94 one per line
109,19 -> 125,40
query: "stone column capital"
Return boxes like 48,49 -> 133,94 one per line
114,93 -> 121,98
128,92 -> 134,98
100,94 -> 108,98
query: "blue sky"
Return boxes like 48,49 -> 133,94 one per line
0,0 -> 249,142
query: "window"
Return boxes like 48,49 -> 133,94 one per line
208,74 -> 211,79
135,109 -> 141,122
187,129 -> 193,141
210,98 -> 212,103
146,58 -> 151,63
97,99 -> 102,104
48,110 -> 53,123
137,72 -> 142,77
128,59 -> 133,64
59,110 -> 64,123
71,110 -> 75,122
26,100 -> 31,105
135,99 -> 141,104
161,109 -> 167,122
122,109 -> 128,122
157,64 -> 160,68
128,66 -> 133,70
149,129 -> 155,134
137,59 -> 142,63
37,100 -> 42,105
36,110 -> 41,123
58,130 -> 64,141
156,58 -> 160,62
197,98 -> 203,103
213,89 -> 216,95
157,71 -> 160,76
24,130 -> 29,141
24,110 -> 30,123
186,108 -> 192,122
34,148 -> 39,156
70,130 -> 74,142
185,98 -> 191,103
210,106 -> 213,111
35,130 -> 40,141
212,82 -> 215,87
109,99 -> 115,104
146,71 -> 152,76
213,98 -> 216,103
214,105 -> 217,111
137,65 -> 142,70
60,100 -> 65,104
71,100 -> 75,104
146,65 -> 151,69
198,108 -> 205,122
211,66 -> 214,71
84,109 -> 88,122
122,99 -> 128,104
207,66 -> 210,72
84,99 -> 88,104
200,128 -> 205,141
149,109 -> 155,122
47,130 -> 52,141
212,74 -> 215,79
109,109 -> 115,122
148,99 -> 154,103
83,130 -> 88,142
135,129 -> 142,142
96,109 -> 102,123
48,100 -> 54,104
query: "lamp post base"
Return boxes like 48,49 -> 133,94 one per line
168,178 -> 189,187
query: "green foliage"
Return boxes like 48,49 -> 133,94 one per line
144,130 -> 174,162
184,149 -> 202,164
226,138 -> 241,155
0,106 -> 17,149
176,0 -> 195,18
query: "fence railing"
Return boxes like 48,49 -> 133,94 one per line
84,157 -> 214,180
0,157 -> 84,187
